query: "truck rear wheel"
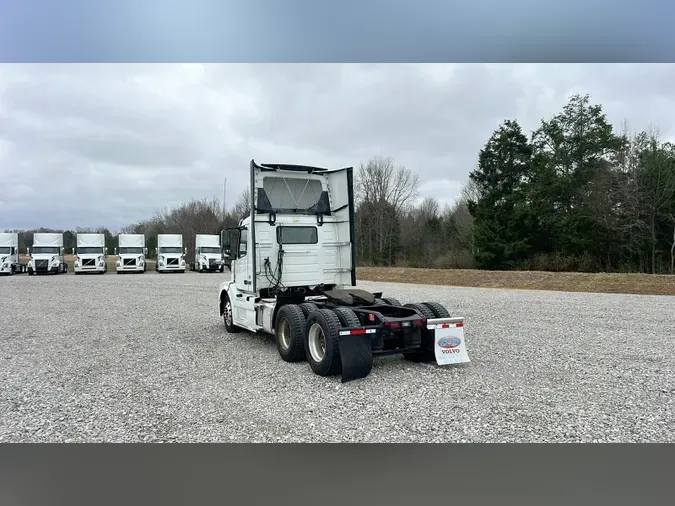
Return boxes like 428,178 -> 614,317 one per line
274,304 -> 307,363
298,302 -> 318,318
304,309 -> 342,377
421,301 -> 450,318
331,307 -> 360,328
404,302 -> 435,319
380,297 -> 401,306
402,303 -> 436,363
222,295 -> 243,334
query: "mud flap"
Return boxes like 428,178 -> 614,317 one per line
427,317 -> 470,366
337,328 -> 376,383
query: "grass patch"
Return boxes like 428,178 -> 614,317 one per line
356,266 -> 675,296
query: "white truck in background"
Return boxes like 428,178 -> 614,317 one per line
115,234 -> 147,274
156,234 -> 186,273
27,232 -> 67,275
0,232 -> 27,275
73,233 -> 108,274
190,234 -> 225,273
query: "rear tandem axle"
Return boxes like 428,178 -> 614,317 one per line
221,287 -> 463,382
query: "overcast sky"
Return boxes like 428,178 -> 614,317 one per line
1,63 -> 674,231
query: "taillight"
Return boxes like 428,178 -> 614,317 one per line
390,322 -> 400,330
413,318 -> 427,327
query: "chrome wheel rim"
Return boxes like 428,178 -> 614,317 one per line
278,318 -> 291,350
308,323 -> 326,362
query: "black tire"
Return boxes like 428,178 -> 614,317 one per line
274,304 -> 307,362
331,307 -> 360,328
298,302 -> 319,318
222,294 -> 243,334
421,301 -> 450,318
304,309 -> 342,376
380,297 -> 401,306
404,302 -> 435,319
402,303 -> 436,363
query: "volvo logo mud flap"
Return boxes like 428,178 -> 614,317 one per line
338,329 -> 375,383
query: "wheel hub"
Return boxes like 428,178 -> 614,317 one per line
278,318 -> 291,350
308,323 -> 326,362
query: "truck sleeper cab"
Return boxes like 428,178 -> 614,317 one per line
73,233 -> 107,274
0,233 -> 26,275
218,160 -> 469,382
156,234 -> 186,273
116,234 -> 147,273
27,233 -> 67,275
191,234 -> 225,273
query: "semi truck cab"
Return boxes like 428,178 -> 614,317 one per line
115,234 -> 147,273
156,234 -> 186,273
192,234 -> 225,272
0,232 -> 25,275
217,160 -> 469,383
73,233 -> 107,274
27,233 -> 67,275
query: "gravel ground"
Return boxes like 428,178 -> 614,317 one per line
0,271 -> 673,442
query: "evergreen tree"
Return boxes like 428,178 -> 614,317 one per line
467,119 -> 534,269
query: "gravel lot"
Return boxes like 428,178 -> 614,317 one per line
1,271 -> 673,442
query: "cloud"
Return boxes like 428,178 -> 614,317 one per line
1,63 -> 674,230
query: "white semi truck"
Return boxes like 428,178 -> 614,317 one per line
190,234 -> 225,273
27,232 -> 67,275
73,233 -> 108,274
0,232 -> 27,275
218,160 -> 470,382
156,234 -> 186,273
115,234 -> 147,274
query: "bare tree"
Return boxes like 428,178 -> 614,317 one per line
355,156 -> 420,265
232,187 -> 251,222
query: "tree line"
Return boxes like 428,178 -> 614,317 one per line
354,93 -> 675,275
468,94 -> 675,274
7,93 -> 674,274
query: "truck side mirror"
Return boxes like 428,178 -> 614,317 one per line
144,247 -> 148,255
27,247 -> 30,256
114,247 -> 117,255
184,247 -> 187,255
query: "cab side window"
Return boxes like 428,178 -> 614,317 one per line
239,229 -> 248,258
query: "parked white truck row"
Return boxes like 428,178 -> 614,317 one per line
0,232 -> 225,275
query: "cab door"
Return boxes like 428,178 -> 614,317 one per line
234,227 -> 253,294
